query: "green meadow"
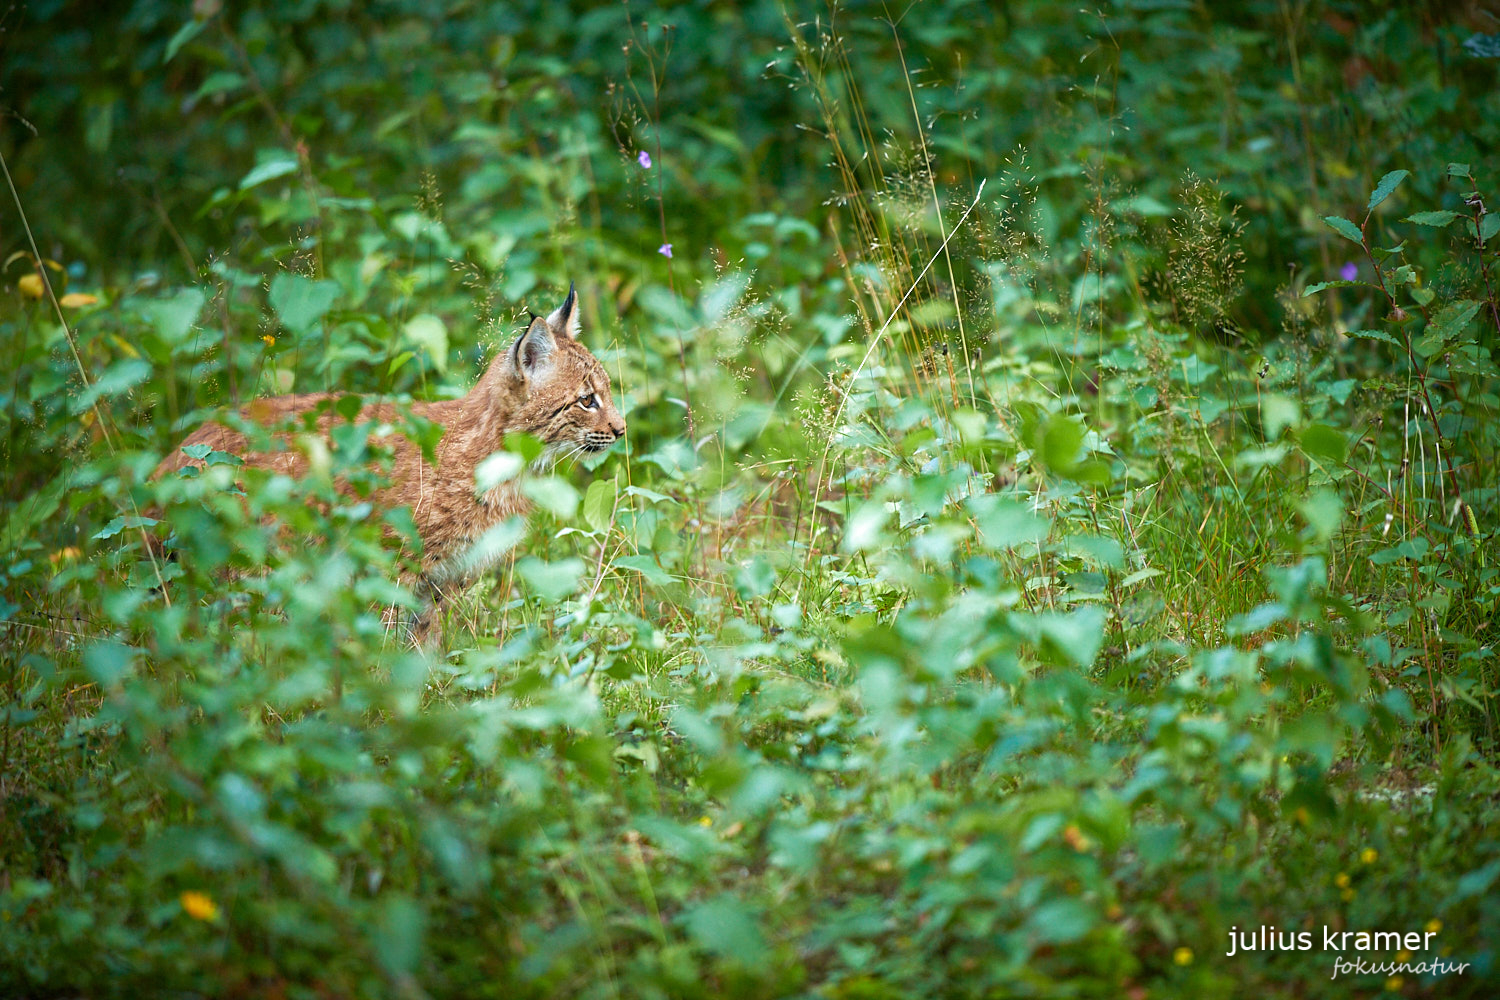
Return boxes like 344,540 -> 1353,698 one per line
2,2 -> 1498,996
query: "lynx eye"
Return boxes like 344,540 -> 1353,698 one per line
577,392 -> 599,410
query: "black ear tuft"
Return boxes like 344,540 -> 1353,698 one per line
546,281 -> 581,340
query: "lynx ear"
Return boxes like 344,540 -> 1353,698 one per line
545,282 -> 580,341
509,316 -> 557,379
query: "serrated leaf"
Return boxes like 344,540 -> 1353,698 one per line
1367,169 -> 1409,211
1303,279 -> 1370,296
1415,299 -> 1482,357
1345,328 -> 1402,347
1322,216 -> 1364,245
1404,210 -> 1458,227
1480,214 -> 1500,245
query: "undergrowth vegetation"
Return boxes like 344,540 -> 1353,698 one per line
2,1 -> 1499,997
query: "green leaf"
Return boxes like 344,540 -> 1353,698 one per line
1300,488 -> 1344,542
1345,328 -> 1402,347
734,555 -> 777,598
516,556 -> 585,600
1415,299 -> 1481,357
1404,210 -> 1459,227
72,358 -> 152,414
1322,216 -> 1364,245
681,895 -> 767,963
163,19 -> 205,64
1038,414 -> 1085,475
521,476 -> 579,519
238,154 -> 299,191
83,641 -> 138,684
1299,423 -> 1347,464
372,895 -> 426,977
615,554 -> 676,586
402,314 -> 448,373
145,288 -> 206,345
1303,279 -> 1370,297
582,478 -> 616,534
1029,898 -> 1097,945
1366,169 -> 1409,211
1480,214 -> 1500,245
969,495 -> 1047,550
269,274 -> 340,335
1260,394 -> 1300,440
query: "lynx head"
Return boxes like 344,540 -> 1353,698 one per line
502,283 -> 626,458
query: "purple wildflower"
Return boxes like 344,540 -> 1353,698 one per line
1340,261 -> 1358,282
638,150 -> 652,169
658,243 -> 673,258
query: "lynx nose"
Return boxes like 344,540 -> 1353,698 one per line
609,419 -> 625,440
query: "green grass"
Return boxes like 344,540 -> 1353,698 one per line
4,2 -> 1500,997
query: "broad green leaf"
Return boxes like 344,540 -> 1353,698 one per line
269,273 -> 340,335
1038,414 -> 1085,475
582,478 -> 616,534
681,896 -> 767,963
402,314 -> 448,373
1404,210 -> 1458,227
1366,169 -> 1409,211
92,515 -> 158,540
734,555 -> 776,598
1481,214 -> 1500,245
372,895 -> 426,977
615,554 -> 675,586
1260,394 -> 1299,440
238,154 -> 299,191
1321,216 -> 1364,245
522,476 -> 579,519
1299,423 -> 1347,464
145,287 -> 205,344
1345,328 -> 1402,347
1300,488 -> 1344,542
72,358 -> 152,414
475,452 -> 524,492
1029,898 -> 1097,945
516,556 -> 585,600
969,495 -> 1047,550
83,641 -> 138,684
1415,299 -> 1481,357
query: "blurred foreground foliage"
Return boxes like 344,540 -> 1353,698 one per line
3,0 -> 1500,997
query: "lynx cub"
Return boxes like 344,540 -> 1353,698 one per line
154,284 -> 625,629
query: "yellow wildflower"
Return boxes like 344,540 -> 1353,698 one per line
1173,947 -> 1193,966
1425,919 -> 1442,935
697,815 -> 712,827
1340,888 -> 1355,902
1360,848 -> 1378,865
261,335 -> 276,347
1334,873 -> 1350,888
180,890 -> 219,921
1385,975 -> 1403,991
